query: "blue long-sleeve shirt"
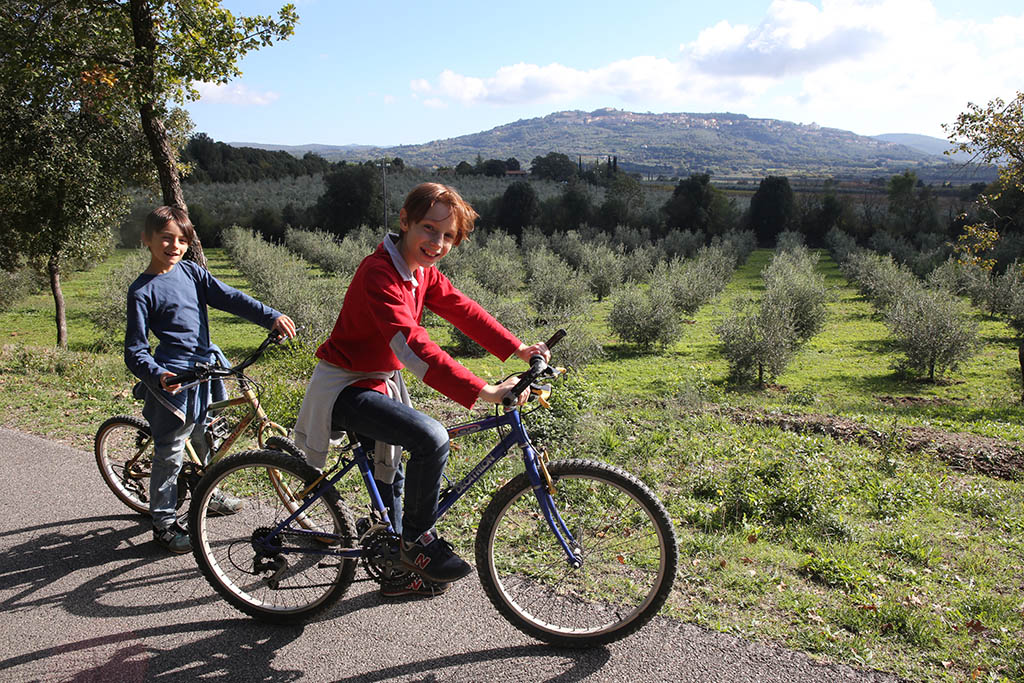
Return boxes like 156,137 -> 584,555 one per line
125,259 -> 281,425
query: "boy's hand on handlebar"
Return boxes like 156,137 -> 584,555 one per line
271,315 -> 296,339
479,376 -> 529,407
515,341 -> 550,364
159,372 -> 180,393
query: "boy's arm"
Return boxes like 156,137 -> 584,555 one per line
423,269 -> 522,360
124,292 -> 164,383
366,273 -> 489,409
200,267 -> 283,329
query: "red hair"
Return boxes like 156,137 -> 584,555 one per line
401,183 -> 478,245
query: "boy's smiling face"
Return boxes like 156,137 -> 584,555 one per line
398,201 -> 457,270
143,222 -> 190,274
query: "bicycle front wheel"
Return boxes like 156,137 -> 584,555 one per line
189,449 -> 357,624
95,415 -> 154,515
476,458 -> 678,647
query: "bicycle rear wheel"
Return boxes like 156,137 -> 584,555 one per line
189,449 -> 357,624
476,458 -> 678,647
95,415 -> 154,515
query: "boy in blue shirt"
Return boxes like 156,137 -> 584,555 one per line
125,206 -> 295,553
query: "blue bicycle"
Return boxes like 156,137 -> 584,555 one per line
188,331 -> 678,647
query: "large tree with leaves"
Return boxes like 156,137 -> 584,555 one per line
6,1 -> 297,267
1,3 -> 153,347
946,91 -> 1024,195
1,1 -> 296,345
945,92 -> 1024,397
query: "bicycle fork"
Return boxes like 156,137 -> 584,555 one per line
521,445 -> 584,569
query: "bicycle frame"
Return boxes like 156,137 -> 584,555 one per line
121,377 -> 285,473
205,376 -> 287,460
261,406 -> 584,568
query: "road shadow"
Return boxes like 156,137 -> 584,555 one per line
334,643 -> 612,683
0,511 -> 441,624
0,618 -> 306,681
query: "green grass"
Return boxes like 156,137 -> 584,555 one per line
3,247 -> 1023,682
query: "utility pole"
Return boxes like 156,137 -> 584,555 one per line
381,158 -> 388,228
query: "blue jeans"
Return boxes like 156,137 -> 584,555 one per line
143,399 -> 210,530
331,386 -> 449,542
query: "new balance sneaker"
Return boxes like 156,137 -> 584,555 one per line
380,575 -> 450,598
399,530 -> 473,583
153,522 -> 191,554
207,489 -> 244,516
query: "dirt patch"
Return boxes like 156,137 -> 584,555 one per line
875,395 -> 955,406
720,407 -> 1024,480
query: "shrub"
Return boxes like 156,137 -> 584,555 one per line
462,231 -> 523,297
550,230 -> 587,269
607,284 -> 682,350
762,247 -> 828,342
611,225 -> 650,252
0,263 -> 46,312
620,245 -> 658,283
660,229 -> 704,259
653,245 -> 735,317
925,257 -> 970,295
283,228 -> 368,276
824,227 -> 858,263
715,295 -> 797,385
222,226 -> 344,341
775,230 -> 805,251
88,248 -> 150,349
520,369 -> 592,453
525,248 -> 589,323
446,277 -> 531,357
884,286 -> 978,380
1000,263 -> 1024,333
542,320 -> 605,368
841,250 -> 918,311
714,229 -> 757,265
518,226 -> 549,254
581,244 -> 623,301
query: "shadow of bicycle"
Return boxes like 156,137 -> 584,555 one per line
0,618 -> 306,682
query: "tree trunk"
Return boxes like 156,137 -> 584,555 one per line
128,0 -> 206,269
1018,339 -> 1024,403
48,253 -> 67,349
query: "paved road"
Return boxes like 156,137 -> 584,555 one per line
0,427 -> 902,682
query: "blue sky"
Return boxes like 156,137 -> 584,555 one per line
185,0 -> 1024,147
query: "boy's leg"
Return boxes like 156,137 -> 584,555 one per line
331,387 -> 470,583
148,419 -> 193,532
346,433 -> 405,536
189,417 -> 243,515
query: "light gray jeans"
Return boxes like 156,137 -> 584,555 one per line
144,405 -> 210,530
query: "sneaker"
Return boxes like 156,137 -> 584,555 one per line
380,575 -> 450,598
153,523 -> 191,554
399,529 -> 473,583
208,489 -> 244,516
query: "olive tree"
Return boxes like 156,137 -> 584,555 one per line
885,287 -> 978,381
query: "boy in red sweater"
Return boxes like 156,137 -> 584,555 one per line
294,183 -> 548,596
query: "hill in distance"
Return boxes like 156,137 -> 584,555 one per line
233,108 -> 994,183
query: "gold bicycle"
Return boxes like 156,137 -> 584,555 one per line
95,332 -> 304,517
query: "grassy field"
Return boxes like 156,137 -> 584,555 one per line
2,247 -> 1022,682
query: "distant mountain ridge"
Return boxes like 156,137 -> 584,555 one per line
232,108 -> 990,182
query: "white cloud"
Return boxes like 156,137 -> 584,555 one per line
409,0 -> 1024,135
194,81 -> 280,106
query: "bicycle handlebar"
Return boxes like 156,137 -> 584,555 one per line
164,331 -> 285,388
501,329 -> 566,409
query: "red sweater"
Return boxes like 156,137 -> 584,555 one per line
316,240 -> 522,409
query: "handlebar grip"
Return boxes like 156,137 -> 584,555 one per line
164,371 -> 197,387
545,328 -> 566,350
503,329 -> 566,408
